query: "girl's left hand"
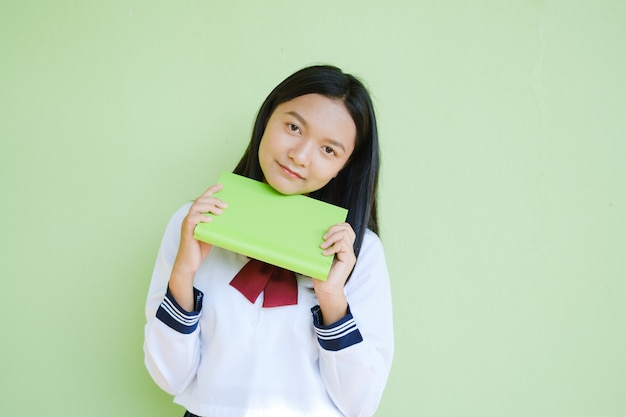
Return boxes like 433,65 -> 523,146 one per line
313,222 -> 356,324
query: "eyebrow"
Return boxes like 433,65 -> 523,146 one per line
284,111 -> 347,152
285,111 -> 309,129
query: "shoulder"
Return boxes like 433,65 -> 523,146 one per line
352,228 -> 387,275
171,201 -> 193,223
345,229 -> 391,301
157,202 -> 192,256
163,202 -> 192,234
359,229 -> 385,258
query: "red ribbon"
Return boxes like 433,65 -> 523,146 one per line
229,259 -> 298,307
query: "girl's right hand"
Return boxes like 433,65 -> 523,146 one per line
169,184 -> 227,310
175,184 -> 227,275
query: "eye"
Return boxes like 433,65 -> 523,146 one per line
323,146 -> 336,155
288,123 -> 300,134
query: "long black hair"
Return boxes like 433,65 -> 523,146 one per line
234,65 -> 380,257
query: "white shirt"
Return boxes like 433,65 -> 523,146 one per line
144,203 -> 394,417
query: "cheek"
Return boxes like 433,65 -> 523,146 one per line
257,139 -> 271,178
318,159 -> 349,182
258,128 -> 282,155
258,135 -> 272,161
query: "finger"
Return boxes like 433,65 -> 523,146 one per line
186,212 -> 214,226
194,190 -> 227,207
323,234 -> 355,253
320,232 -> 344,250
192,197 -> 228,213
192,183 -> 228,211
186,192 -> 228,227
321,233 -> 355,257
199,183 -> 224,198
323,222 -> 355,241
321,233 -> 354,252
322,239 -> 349,256
321,226 -> 355,249
180,214 -> 212,237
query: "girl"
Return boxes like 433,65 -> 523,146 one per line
144,65 -> 394,417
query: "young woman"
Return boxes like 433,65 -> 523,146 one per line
144,65 -> 394,417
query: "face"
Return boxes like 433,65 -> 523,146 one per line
258,94 -> 357,195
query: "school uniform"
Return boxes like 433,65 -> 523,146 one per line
144,203 -> 394,417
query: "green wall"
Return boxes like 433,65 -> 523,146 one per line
1,1 -> 624,416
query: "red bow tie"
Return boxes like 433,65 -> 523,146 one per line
229,259 -> 298,307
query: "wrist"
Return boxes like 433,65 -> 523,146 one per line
168,269 -> 196,312
316,291 -> 348,326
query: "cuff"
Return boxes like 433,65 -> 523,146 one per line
311,305 -> 363,351
155,287 -> 203,334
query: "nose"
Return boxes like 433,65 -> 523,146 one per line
287,139 -> 312,167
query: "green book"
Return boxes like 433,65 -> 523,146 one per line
193,172 -> 348,280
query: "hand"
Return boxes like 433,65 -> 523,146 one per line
170,184 -> 227,310
313,222 -> 356,324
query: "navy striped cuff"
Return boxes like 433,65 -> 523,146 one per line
311,305 -> 363,351
155,287 -> 203,334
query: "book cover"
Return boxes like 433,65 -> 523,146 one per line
193,172 -> 348,280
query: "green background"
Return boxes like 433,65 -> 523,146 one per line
1,1 -> 624,416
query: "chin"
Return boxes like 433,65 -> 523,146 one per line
265,177 -> 300,195
274,185 -> 304,196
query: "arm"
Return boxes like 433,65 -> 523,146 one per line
313,230 -> 394,417
143,185 -> 227,394
143,203 -> 201,394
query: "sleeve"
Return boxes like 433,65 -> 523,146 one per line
312,230 -> 394,417
143,203 -> 202,395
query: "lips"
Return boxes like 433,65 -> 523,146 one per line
278,163 -> 304,180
